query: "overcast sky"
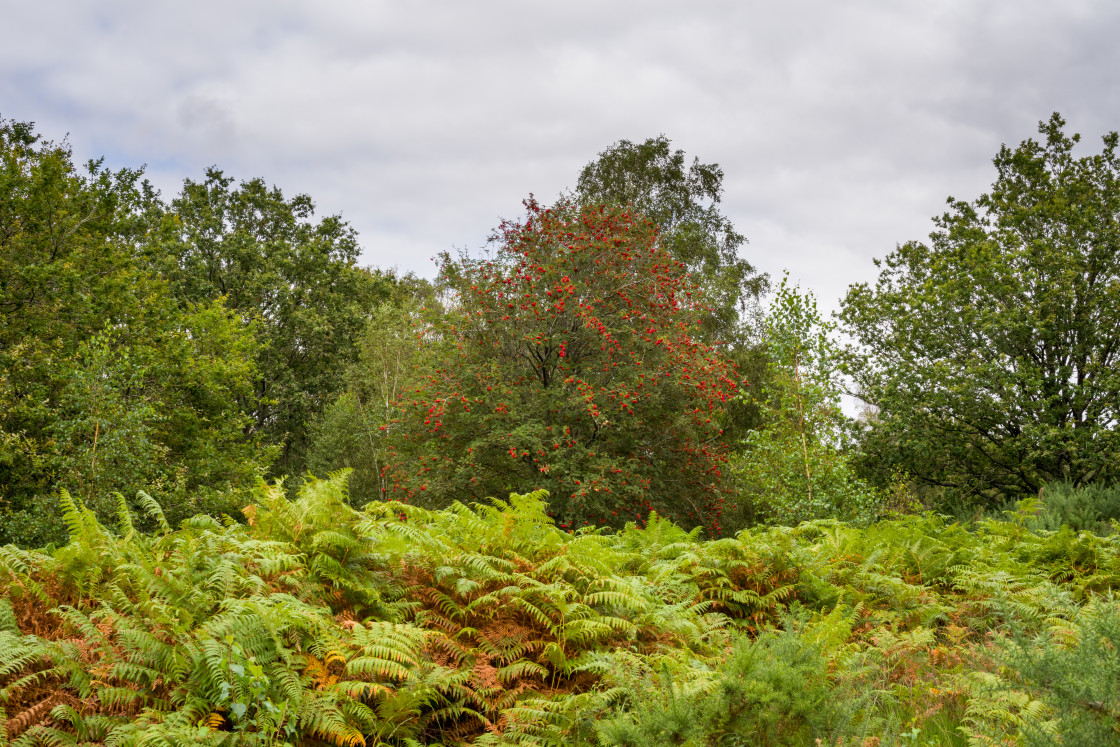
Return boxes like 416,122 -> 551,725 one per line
5,0 -> 1120,312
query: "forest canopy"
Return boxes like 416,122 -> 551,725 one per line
3,114 -> 1120,542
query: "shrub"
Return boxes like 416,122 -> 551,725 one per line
1029,481 -> 1120,535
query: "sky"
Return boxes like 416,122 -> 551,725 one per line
4,0 -> 1120,313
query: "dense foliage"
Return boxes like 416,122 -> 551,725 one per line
2,482 -> 1119,745
842,114 -> 1120,506
149,168 -> 395,480
383,199 -> 738,532
0,117 -> 392,542
0,118 -> 272,545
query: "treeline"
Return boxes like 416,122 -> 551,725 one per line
0,120 -> 394,544
4,114 -> 1120,546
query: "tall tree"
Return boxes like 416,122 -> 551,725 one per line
383,199 -> 738,533
841,114 -> 1120,505
575,137 -> 770,445
0,118 -> 269,544
150,169 -> 393,479
575,135 -> 767,343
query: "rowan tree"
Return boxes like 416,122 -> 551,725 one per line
574,136 -> 771,444
383,199 -> 739,533
574,135 -> 767,342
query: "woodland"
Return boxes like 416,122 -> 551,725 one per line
1,113 -> 1119,745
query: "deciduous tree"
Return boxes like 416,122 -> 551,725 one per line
574,135 -> 767,343
734,276 -> 876,524
841,114 -> 1120,504
384,199 -> 738,532
0,118 -> 270,544
150,169 -> 393,479
306,292 -> 430,507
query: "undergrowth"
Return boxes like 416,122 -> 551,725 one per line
2,474 -> 1119,745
